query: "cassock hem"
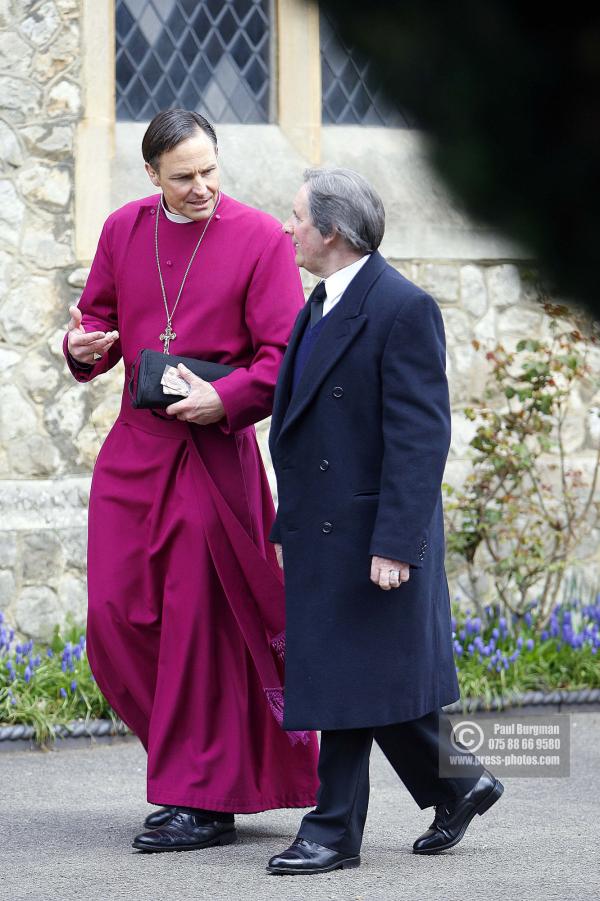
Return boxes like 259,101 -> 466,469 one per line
147,787 -> 318,814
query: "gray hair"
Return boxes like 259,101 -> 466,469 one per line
303,167 -> 385,253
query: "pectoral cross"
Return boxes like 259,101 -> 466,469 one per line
160,323 -> 176,354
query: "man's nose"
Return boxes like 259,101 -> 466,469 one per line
282,218 -> 294,234
191,175 -> 207,194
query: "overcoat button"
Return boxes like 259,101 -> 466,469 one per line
319,460 -> 329,471
321,521 -> 333,534
332,386 -> 344,398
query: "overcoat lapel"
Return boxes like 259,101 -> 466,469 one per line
274,252 -> 388,443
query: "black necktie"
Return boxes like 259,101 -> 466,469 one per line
310,281 -> 327,327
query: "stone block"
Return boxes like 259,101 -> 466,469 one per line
0,180 -> 25,249
496,305 -> 543,338
45,383 -> 88,439
0,275 -> 60,345
47,79 -> 81,117
0,532 -> 17,568
0,120 -> 23,169
32,23 -> 78,81
0,76 -> 43,118
15,585 -> 62,642
18,351 -> 62,402
459,264 -> 488,318
7,432 -> 62,478
0,569 -> 16,607
472,307 -> 497,344
58,573 -> 87,627
20,124 -> 73,157
21,220 -> 74,268
487,264 -> 522,309
67,267 -> 90,288
0,384 -> 37,443
17,161 -> 71,208
0,31 -> 34,76
0,478 -> 90,531
416,263 -> 459,304
441,308 -> 471,344
21,530 -> 62,584
20,1 -> 61,47
59,529 -> 87,570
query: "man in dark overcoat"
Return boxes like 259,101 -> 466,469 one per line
266,168 -> 504,875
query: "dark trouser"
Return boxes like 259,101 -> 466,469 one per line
297,710 -> 484,856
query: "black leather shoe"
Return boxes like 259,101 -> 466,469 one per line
266,838 -> 361,875
413,770 -> 504,854
132,811 -> 237,852
143,806 -> 177,829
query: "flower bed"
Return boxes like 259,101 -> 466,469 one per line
1,598 -> 600,746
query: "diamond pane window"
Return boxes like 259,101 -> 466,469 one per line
320,9 -> 411,126
116,0 -> 272,122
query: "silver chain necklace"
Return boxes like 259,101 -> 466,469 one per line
154,192 -> 221,353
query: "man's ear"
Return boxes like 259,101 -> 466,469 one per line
145,161 -> 160,187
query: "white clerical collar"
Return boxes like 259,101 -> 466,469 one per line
322,254 -> 371,313
160,195 -> 195,223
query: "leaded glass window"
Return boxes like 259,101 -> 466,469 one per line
320,9 -> 411,126
116,0 -> 272,123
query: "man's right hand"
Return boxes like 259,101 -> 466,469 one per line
274,543 -> 283,570
67,305 -> 119,365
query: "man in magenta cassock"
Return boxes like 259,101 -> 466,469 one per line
63,109 -> 319,852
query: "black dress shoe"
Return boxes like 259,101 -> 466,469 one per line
143,806 -> 177,829
266,838 -> 361,875
413,770 -> 504,854
132,811 -> 237,852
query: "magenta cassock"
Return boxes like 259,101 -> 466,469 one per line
63,192 -> 319,812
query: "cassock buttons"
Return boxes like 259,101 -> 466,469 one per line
321,521 -> 333,534
319,460 -> 329,471
150,208 -> 155,215
166,260 -> 172,267
332,386 -> 344,398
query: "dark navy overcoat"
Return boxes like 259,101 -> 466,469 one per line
269,251 -> 460,731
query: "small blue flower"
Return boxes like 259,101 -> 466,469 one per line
524,612 -> 533,627
60,687 -> 67,698
492,627 -> 500,640
24,666 -> 32,683
526,638 -> 535,651
70,680 -> 77,692
46,648 -> 54,658
516,637 -> 524,649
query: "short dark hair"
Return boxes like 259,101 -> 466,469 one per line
142,109 -> 218,169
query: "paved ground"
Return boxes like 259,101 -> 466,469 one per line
1,712 -> 599,901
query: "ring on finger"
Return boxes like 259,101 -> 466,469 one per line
93,352 -> 101,360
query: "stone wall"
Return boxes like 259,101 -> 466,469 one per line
0,1 -> 598,642
0,0 -> 92,639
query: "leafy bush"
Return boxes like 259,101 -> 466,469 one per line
444,299 -> 600,627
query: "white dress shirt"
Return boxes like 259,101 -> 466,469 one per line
321,254 -> 371,317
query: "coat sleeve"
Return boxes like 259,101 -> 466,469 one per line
212,227 -> 304,433
369,292 -> 451,568
62,220 -> 122,383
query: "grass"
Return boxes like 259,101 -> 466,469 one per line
1,596 -> 599,745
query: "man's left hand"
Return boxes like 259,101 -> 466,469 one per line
165,364 -> 226,425
370,556 -> 410,591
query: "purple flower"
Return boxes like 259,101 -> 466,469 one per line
524,612 -> 533,627
516,637 -> 524,649
492,627 -> 500,639
60,687 -> 67,698
459,629 -> 466,641
541,630 -> 549,641
526,638 -> 535,651
453,641 -> 464,657
70,680 -> 77,692
46,648 -> 54,658
24,666 -> 32,683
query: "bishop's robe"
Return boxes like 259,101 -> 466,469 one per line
63,192 -> 319,812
